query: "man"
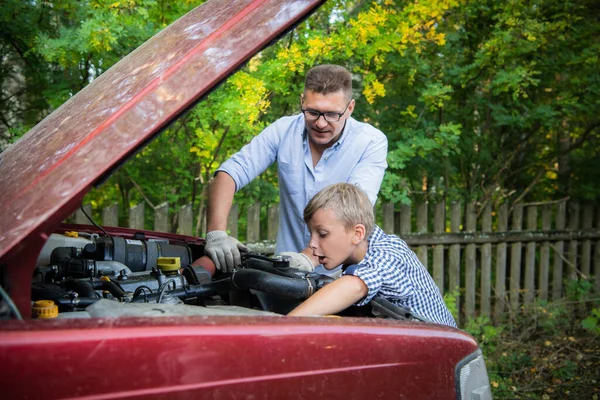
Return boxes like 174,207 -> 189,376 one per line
205,64 -> 388,273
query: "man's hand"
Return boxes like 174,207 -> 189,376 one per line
279,251 -> 315,272
205,230 -> 248,273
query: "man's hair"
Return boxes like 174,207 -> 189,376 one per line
304,183 -> 374,237
304,64 -> 352,100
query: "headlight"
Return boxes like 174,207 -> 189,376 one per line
456,348 -> 492,400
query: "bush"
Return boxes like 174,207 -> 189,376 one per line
466,279 -> 600,399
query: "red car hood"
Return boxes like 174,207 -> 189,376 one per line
0,0 -> 325,260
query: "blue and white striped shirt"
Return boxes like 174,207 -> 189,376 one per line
344,226 -> 457,327
218,114 -> 388,254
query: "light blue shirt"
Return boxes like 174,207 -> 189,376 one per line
217,114 -> 388,254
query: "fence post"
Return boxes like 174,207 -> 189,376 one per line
539,205 -> 551,301
102,204 -> 119,227
449,202 -> 462,326
267,204 -> 279,241
383,201 -> 395,234
75,204 -> 93,225
433,201 -> 445,293
228,203 -> 239,239
373,204 -> 377,224
465,202 -> 477,321
129,203 -> 145,230
399,204 -> 412,236
581,205 -> 593,278
494,203 -> 508,323
524,206 -> 538,306
154,202 -> 169,233
510,203 -> 524,314
481,203 -> 492,317
416,199 -> 428,270
247,202 -> 260,243
567,202 -> 580,281
177,204 -> 193,236
552,201 -> 566,300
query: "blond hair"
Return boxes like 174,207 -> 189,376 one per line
304,183 -> 374,236
304,64 -> 352,100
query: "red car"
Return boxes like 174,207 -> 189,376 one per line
0,0 -> 491,399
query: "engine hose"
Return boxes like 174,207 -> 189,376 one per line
232,269 -> 315,300
55,297 -> 99,309
243,254 -> 300,279
65,279 -> 125,299
130,278 -> 231,303
90,280 -> 126,299
64,279 -> 96,298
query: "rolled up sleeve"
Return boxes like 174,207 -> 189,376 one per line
347,130 -> 388,205
217,123 -> 280,191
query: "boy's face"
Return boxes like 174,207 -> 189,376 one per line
307,208 -> 364,269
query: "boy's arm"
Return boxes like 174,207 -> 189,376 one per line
287,275 -> 368,316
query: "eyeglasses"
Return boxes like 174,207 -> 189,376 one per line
301,99 -> 352,122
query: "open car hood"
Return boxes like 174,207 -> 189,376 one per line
0,0 -> 325,260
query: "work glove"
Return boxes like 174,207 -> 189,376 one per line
205,230 -> 248,273
279,251 -> 315,272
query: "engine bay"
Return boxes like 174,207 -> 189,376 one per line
29,230 -> 419,321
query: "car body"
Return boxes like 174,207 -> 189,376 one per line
0,0 -> 491,398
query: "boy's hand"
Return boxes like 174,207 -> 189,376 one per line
204,230 -> 248,272
279,251 -> 315,272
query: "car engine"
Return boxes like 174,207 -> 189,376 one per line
30,231 -> 335,319
28,230 -> 422,321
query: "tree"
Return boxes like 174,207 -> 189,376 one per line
0,0 -> 203,149
373,0 -> 600,205
0,0 -> 58,150
3,0 -> 599,233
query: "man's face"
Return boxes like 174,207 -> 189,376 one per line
301,90 -> 354,149
307,208 -> 361,270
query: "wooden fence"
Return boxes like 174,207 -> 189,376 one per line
75,199 -> 600,324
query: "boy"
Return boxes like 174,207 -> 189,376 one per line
288,183 -> 457,327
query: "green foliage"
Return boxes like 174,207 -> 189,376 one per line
565,277 -> 595,303
466,279 -> 600,399
581,308 -> 600,335
366,0 -> 600,203
464,315 -> 503,353
534,300 -> 570,335
3,0 -> 600,231
443,289 -> 460,322
0,0 -> 203,149
421,83 -> 454,111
